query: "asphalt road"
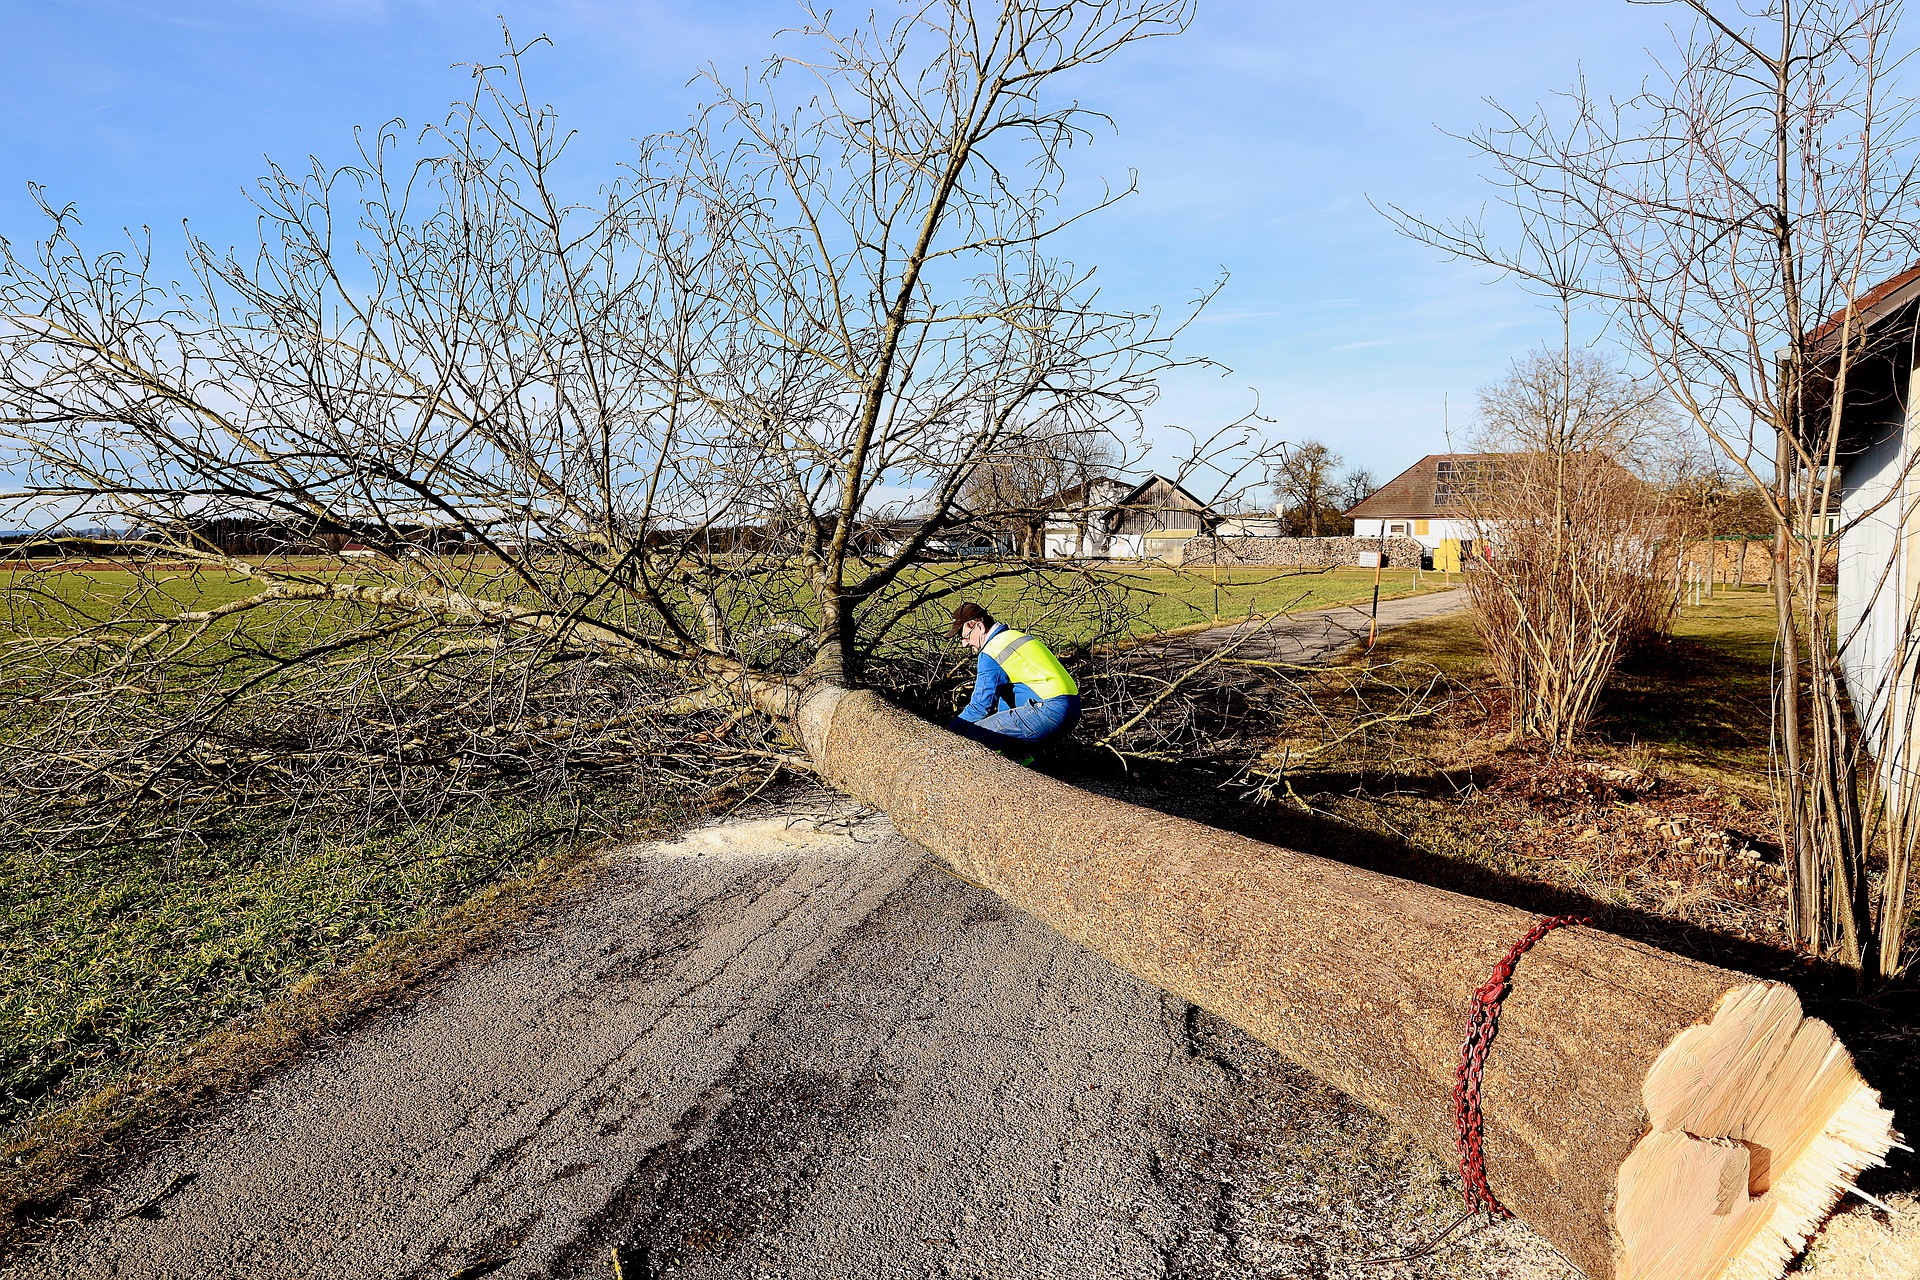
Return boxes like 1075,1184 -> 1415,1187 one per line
6,588 -> 1597,1280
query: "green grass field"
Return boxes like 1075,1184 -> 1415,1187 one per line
0,566 -> 261,633
876,563 -> 1443,655
1598,586 -> 1783,782
0,559 -> 1439,651
0,561 -> 642,1143
1357,582 -> 1785,788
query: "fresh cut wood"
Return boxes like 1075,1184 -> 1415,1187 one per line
783,685 -> 1898,1280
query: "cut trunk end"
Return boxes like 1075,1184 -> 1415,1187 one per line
1621,982 -> 1897,1280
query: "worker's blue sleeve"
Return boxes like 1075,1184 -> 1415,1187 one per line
956,649 -> 1012,722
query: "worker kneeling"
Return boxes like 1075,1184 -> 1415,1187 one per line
946,602 -> 1080,755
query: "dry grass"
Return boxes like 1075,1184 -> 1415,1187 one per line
1794,1193 -> 1920,1278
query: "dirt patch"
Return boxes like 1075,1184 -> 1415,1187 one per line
1454,754 -> 1789,944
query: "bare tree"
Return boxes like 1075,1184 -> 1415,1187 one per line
956,429 -> 1118,556
1334,465 -> 1377,512
1384,0 -> 1920,978
1273,438 -> 1342,536
1476,347 -> 1672,458
1463,347 -> 1684,747
0,2 -> 1275,862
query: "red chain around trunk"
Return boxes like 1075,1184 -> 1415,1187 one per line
1451,914 -> 1590,1217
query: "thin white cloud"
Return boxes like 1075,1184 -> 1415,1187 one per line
1325,338 -> 1408,353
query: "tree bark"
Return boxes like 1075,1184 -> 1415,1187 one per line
771,683 -> 1896,1280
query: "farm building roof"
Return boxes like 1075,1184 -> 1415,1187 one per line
1804,261 -> 1920,350
1343,453 -> 1508,519
1036,473 -> 1219,516
1794,261 -> 1920,458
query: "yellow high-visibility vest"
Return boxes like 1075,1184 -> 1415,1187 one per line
983,627 -> 1079,700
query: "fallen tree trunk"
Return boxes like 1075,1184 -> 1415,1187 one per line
781,683 -> 1896,1280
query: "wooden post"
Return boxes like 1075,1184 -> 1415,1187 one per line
1211,530 -> 1220,622
1367,525 -> 1387,648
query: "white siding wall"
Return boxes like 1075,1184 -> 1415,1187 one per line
1837,410 -> 1912,741
1352,516 -> 1473,550
1043,527 -> 1147,558
1043,529 -> 1085,559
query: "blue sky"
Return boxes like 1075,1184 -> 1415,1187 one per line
0,0 -> 1687,485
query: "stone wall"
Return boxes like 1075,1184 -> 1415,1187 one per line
1180,534 -> 1427,569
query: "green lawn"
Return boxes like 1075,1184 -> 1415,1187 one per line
897,564 -> 1443,652
0,561 -> 1444,726
1077,565 -> 1441,641
1596,585 -> 1783,782
0,559 -> 1441,648
0,565 -> 265,634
